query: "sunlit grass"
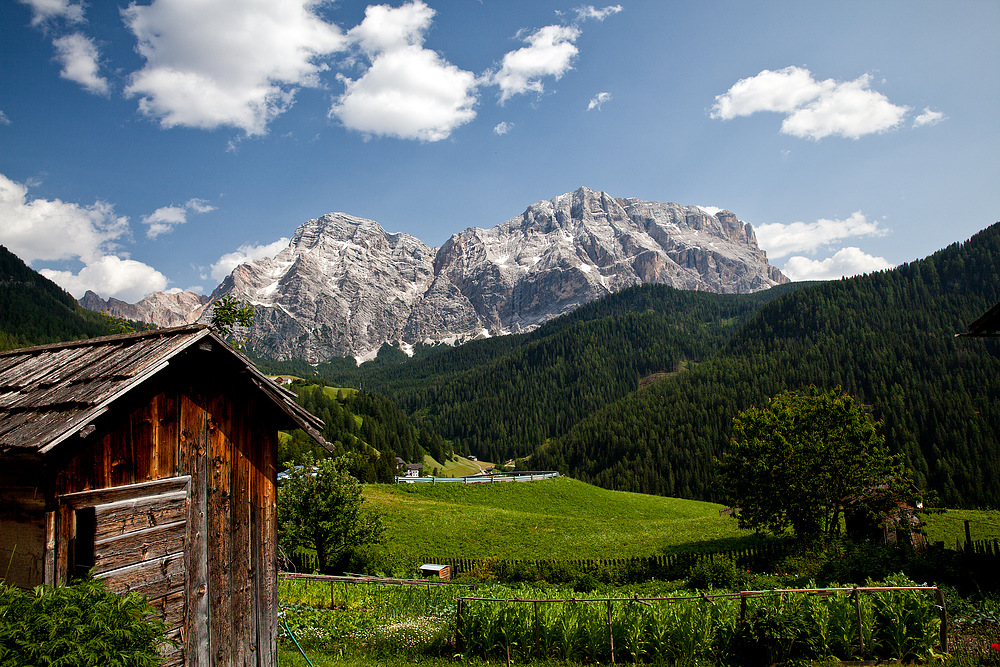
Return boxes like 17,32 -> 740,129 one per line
920,509 -> 1000,548
364,476 -> 754,560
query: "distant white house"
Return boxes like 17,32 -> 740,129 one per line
405,463 -> 423,478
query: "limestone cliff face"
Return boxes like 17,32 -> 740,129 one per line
211,187 -> 786,362
208,212 -> 437,361
80,289 -> 210,328
87,187 -> 787,362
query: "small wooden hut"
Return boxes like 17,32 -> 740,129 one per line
0,325 -> 327,667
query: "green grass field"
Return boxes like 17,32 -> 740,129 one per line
363,476 -> 755,560
421,454 -> 489,477
920,509 -> 1000,548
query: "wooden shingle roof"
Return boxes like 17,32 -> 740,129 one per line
956,300 -> 1000,337
0,325 -> 326,455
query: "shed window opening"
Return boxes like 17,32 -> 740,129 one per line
71,506 -> 96,578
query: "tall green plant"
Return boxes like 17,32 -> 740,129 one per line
0,575 -> 169,666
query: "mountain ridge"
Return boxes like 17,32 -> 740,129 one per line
80,186 -> 787,362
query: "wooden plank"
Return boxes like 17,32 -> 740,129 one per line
155,392 -> 180,479
259,426 -> 278,667
207,400 -> 234,667
99,552 -> 185,600
92,519 -> 186,574
93,490 -> 188,540
58,475 -> 190,505
149,589 -> 187,630
44,511 -> 55,586
162,589 -> 187,631
54,503 -> 72,584
231,434 -> 253,664
181,393 -> 210,667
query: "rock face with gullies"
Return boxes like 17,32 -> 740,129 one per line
80,290 -> 211,328
208,212 -> 437,361
211,187 -> 787,363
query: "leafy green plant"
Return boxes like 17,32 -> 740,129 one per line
0,575 -> 169,666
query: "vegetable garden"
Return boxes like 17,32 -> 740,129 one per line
457,580 -> 945,665
278,573 -> 952,665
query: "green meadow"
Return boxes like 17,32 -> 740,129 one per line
920,508 -> 1000,548
363,476 -> 756,560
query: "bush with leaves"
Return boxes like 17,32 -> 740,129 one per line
0,574 -> 169,666
209,294 -> 254,349
277,454 -> 385,574
716,386 -> 919,539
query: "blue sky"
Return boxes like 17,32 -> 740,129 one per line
1,0 -> 997,302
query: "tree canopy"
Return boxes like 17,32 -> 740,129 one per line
277,455 -> 384,573
209,295 -> 254,348
715,387 -> 917,539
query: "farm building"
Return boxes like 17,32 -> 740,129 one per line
0,325 -> 327,667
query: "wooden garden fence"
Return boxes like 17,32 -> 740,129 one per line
455,585 -> 948,663
279,571 -> 474,610
419,542 -> 786,578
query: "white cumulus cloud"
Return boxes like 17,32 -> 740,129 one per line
712,66 -> 910,140
331,1 -> 477,141
40,256 -> 168,302
490,24 -> 581,103
913,107 -> 946,128
493,121 -> 513,135
587,91 -> 611,110
0,173 -> 170,301
754,211 -> 887,259
210,238 -> 290,283
781,247 -> 894,281
18,0 -> 84,26
123,0 -> 346,136
0,111 -> 10,126
0,173 -> 128,264
573,4 -> 624,21
142,198 -> 216,239
52,32 -> 109,95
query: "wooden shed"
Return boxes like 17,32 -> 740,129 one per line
0,325 -> 327,667
419,563 -> 452,580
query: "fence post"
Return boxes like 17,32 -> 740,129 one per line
534,601 -> 540,660
853,587 -> 866,658
607,599 -> 616,665
740,594 -> 747,624
456,598 -> 464,654
935,587 -> 948,652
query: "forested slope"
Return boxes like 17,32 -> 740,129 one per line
0,245 -> 111,350
534,223 -> 1000,508
282,384 -> 451,482
308,284 -> 802,463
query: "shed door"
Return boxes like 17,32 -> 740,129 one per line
56,476 -> 191,667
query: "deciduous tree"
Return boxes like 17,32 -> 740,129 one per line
716,386 -> 916,539
277,454 -> 384,573
209,294 -> 254,349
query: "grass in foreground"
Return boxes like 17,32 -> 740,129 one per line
363,476 -> 754,561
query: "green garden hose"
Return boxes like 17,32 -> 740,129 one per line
281,613 -> 316,667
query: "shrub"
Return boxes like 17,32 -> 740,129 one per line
0,575 -> 169,666
686,558 -> 750,590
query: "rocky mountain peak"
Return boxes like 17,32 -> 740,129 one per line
84,188 -> 787,363
80,289 -> 211,328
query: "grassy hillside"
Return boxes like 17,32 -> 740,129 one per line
364,476 -> 753,561
920,509 -> 1000,547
